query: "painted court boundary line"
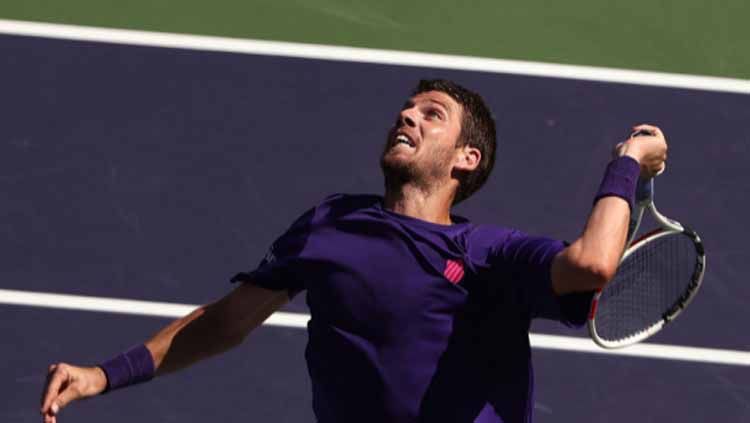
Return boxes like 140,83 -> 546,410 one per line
1,289 -> 748,367
1,19 -> 749,94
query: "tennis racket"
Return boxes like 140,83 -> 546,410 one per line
588,131 -> 706,349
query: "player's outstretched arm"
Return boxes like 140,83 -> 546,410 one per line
551,124 -> 667,295
40,282 -> 288,423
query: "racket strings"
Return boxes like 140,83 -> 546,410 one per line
595,232 -> 698,342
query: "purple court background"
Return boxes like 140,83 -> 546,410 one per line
1,35 -> 748,422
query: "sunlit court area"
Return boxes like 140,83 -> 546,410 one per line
1,2 -> 749,422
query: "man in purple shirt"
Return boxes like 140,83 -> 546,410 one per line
41,79 -> 667,423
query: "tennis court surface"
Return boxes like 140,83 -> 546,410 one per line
1,6 -> 749,422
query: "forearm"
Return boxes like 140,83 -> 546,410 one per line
553,196 -> 630,293
146,304 -> 229,376
575,195 -> 630,271
42,285 -> 289,421
148,288 -> 288,375
552,154 -> 641,294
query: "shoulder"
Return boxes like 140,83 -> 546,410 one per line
462,224 -> 519,267
283,193 -> 381,233
464,224 -> 520,251
466,225 -> 563,251
464,224 -> 565,266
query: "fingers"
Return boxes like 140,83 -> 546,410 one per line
54,384 -> 81,410
656,162 -> 666,175
631,124 -> 664,139
41,364 -> 68,415
41,363 -> 85,421
616,124 -> 668,178
612,141 -> 625,159
41,365 -> 59,423
40,364 -> 57,409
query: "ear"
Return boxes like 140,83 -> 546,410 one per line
454,145 -> 481,172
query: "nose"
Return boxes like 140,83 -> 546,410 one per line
398,107 -> 417,128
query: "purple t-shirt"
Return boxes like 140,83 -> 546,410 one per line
232,194 -> 591,423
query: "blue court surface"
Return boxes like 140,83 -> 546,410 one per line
1,30 -> 749,422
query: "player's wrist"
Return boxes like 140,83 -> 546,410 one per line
593,156 -> 640,209
99,344 -> 155,393
88,365 -> 109,395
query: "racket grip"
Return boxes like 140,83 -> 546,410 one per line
629,130 -> 656,204
635,177 -> 654,203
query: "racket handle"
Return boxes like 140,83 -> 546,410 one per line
626,178 -> 651,243
629,129 -> 657,204
635,177 -> 654,204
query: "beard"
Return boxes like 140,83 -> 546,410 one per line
380,152 -> 418,192
380,136 -> 454,194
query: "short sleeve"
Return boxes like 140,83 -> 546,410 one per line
230,206 -> 316,298
491,231 -> 593,327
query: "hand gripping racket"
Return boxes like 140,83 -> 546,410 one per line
588,133 -> 706,349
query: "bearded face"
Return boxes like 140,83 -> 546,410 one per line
380,91 -> 463,192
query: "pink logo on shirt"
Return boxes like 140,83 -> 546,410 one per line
443,259 -> 465,284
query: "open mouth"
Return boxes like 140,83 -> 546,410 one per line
394,133 -> 416,148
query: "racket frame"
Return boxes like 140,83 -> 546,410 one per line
587,179 -> 706,349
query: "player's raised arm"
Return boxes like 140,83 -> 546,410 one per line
40,282 -> 288,423
551,124 -> 667,295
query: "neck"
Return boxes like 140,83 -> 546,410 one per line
383,181 -> 456,225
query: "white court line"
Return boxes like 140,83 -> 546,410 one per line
0,288 -> 310,329
1,19 -> 749,94
1,289 -> 748,366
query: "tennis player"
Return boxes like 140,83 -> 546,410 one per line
40,79 -> 667,423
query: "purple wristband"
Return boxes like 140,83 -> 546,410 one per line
593,156 -> 641,209
99,344 -> 155,392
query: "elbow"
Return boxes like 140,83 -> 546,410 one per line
564,246 -> 618,290
578,260 -> 617,290
553,248 -> 619,294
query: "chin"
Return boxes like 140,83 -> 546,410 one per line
380,153 -> 417,184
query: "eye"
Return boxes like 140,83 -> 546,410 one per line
426,108 -> 443,120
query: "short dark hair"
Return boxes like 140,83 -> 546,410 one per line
412,79 -> 497,204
